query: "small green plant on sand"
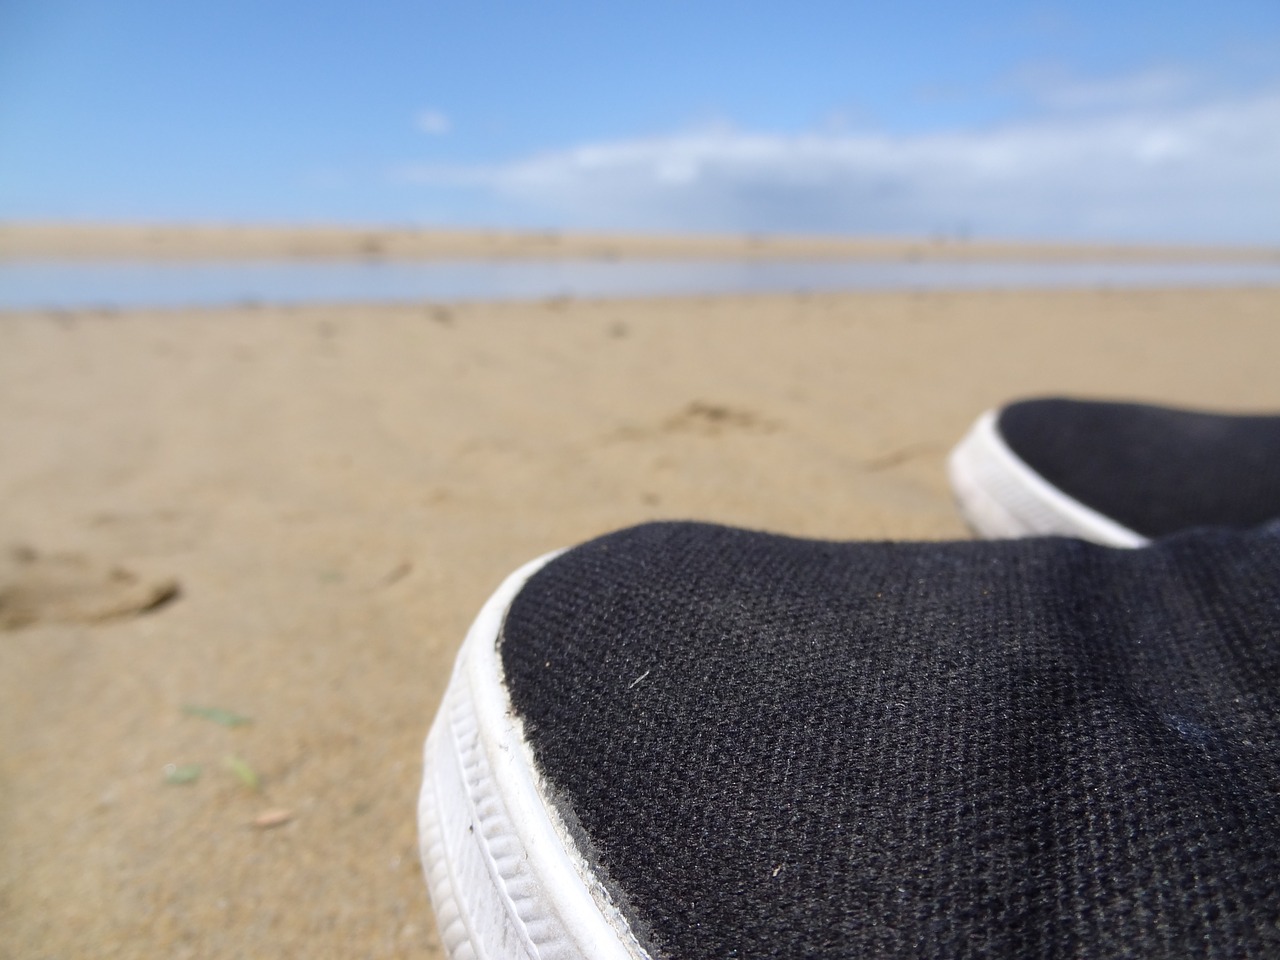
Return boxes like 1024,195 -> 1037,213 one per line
225,755 -> 261,791
182,704 -> 252,728
163,763 -> 202,785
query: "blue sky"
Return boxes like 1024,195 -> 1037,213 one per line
2,1 -> 1279,241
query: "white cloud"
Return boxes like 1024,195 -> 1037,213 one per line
1018,66 -> 1199,112
398,85 -> 1280,243
416,109 -> 452,135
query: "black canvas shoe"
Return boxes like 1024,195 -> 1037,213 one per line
420,520 -> 1280,959
949,398 -> 1280,546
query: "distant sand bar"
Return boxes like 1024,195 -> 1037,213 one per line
3,222 -> 1279,263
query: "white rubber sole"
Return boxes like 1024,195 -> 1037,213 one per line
948,410 -> 1149,548
419,553 -> 650,960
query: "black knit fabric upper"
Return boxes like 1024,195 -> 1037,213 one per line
500,521 -> 1280,960
997,398 -> 1280,539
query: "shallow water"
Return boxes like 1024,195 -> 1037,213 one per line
3,258 -> 1280,309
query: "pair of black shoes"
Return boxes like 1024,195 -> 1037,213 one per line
419,399 -> 1280,960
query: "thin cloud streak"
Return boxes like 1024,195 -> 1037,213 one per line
416,109 -> 452,135
1015,66 -> 1201,112
399,90 -> 1280,242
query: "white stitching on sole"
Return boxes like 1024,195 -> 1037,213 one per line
419,553 -> 650,960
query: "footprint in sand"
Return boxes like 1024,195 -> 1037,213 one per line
608,401 -> 780,443
662,401 -> 779,437
0,546 -> 179,631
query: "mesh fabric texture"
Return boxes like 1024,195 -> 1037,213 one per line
500,521 -> 1280,960
997,398 -> 1280,539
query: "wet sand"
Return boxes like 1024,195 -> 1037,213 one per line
2,287 -> 1279,957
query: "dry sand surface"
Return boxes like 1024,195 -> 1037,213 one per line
4,221 -> 1280,263
2,286 -> 1280,957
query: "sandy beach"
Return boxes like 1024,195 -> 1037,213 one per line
3,282 -> 1280,957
